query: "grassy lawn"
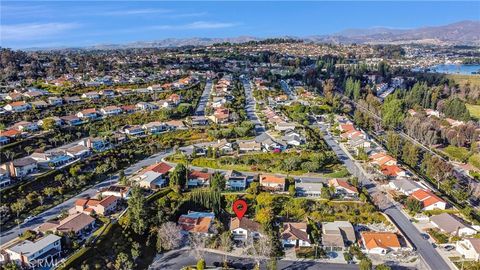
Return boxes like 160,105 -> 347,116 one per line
469,154 -> 480,170
441,146 -> 471,162
324,167 -> 350,178
447,74 -> 480,88
466,104 -> 480,120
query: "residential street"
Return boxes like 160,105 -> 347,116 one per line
317,123 -> 451,270
0,149 -> 173,245
195,80 -> 212,116
242,77 -> 266,134
149,249 -> 360,270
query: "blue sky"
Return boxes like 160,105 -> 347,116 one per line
1,1 -> 479,48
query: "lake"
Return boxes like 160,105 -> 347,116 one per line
424,64 -> 480,75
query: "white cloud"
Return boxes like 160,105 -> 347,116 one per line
154,21 -> 237,30
1,23 -> 81,41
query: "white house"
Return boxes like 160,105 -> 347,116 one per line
295,181 -> 323,197
456,238 -> 480,261
388,178 -> 422,195
100,106 -> 122,116
430,213 -> 477,236
5,234 -> 62,267
230,217 -> 262,241
4,101 -> 31,112
281,222 -> 311,248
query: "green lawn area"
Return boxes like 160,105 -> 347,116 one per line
441,146 -> 471,162
469,154 -> 480,170
324,167 -> 350,178
466,104 -> 480,120
447,74 -> 480,88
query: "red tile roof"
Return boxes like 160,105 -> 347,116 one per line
411,189 -> 446,208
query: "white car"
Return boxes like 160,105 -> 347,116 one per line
23,216 -> 35,223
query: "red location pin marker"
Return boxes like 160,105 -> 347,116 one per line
232,199 -> 247,220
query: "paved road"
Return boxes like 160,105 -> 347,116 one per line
241,77 -> 266,134
194,80 -> 212,116
317,123 -> 451,270
149,249 -> 359,270
0,149 -> 173,245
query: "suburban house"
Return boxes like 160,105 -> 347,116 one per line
230,217 -> 262,241
38,213 -> 95,237
322,221 -> 356,251
4,234 -> 62,267
132,162 -> 172,189
4,101 -> 32,112
388,178 -> 422,195
167,93 -> 182,106
361,232 -> 401,255
211,139 -> 235,154
275,122 -> 297,132
178,211 -> 216,236
136,102 -> 158,111
30,151 -> 72,168
12,121 -> 38,132
38,117 -> 63,127
225,170 -> 251,190
65,145 -> 91,159
209,107 -> 230,124
30,100 -> 48,109
190,116 -> 209,126
99,89 -> 115,97
142,122 -> 169,134
328,179 -> 358,196
73,195 -> 119,216
255,133 -> 286,152
380,164 -> 407,177
100,105 -> 122,116
64,96 -> 83,104
369,152 -> 397,167
124,125 -> 145,137
48,96 -> 63,106
238,140 -> 262,153
0,168 -> 11,188
81,91 -> 100,99
120,105 -> 137,114
79,137 -> 109,152
259,174 -> 286,191
430,213 -> 477,236
456,238 -> 480,261
282,130 -> 305,147
100,185 -> 131,199
410,189 -> 447,211
339,123 -> 355,133
61,115 -> 83,126
76,108 -> 99,120
188,170 -> 212,188
295,181 -> 324,197
281,222 -> 311,248
2,157 -> 38,178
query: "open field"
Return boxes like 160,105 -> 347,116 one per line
447,74 -> 480,87
466,104 -> 480,120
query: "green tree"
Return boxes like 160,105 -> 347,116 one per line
169,163 -> 187,191
381,93 -> 405,129
114,252 -> 133,270
41,117 -> 57,130
359,258 -> 373,270
375,264 -> 392,270
210,172 -> 226,191
126,187 -> 147,234
196,258 -> 206,270
406,197 -> 422,214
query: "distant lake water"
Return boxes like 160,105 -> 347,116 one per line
417,64 -> 480,75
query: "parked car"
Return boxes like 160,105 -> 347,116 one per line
24,216 -> 35,223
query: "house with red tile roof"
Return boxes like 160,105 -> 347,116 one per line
328,178 -> 358,195
380,165 -> 407,177
259,174 -> 286,191
188,170 -> 212,188
73,195 -> 119,216
361,231 -> 401,255
339,123 -> 355,133
410,189 -> 447,211
178,211 -> 215,236
369,152 -> 397,167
